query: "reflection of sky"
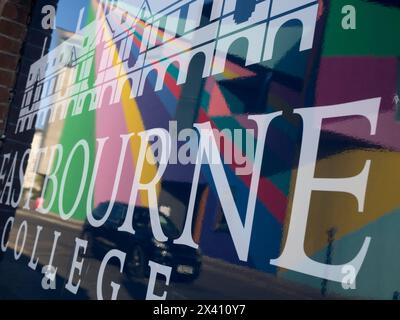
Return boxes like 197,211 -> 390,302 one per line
54,0 -> 180,34
147,0 -> 178,12
56,0 -> 91,32
35,0 -> 218,131
52,0 -> 214,37
46,0 -> 186,51
36,0 -> 90,130
47,0 -> 90,51
50,0 -> 219,33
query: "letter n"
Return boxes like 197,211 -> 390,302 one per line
174,112 -> 282,261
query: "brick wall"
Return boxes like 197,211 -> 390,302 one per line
0,0 -> 32,133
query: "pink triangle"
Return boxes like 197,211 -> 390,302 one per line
208,80 -> 231,117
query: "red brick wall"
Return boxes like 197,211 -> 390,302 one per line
0,0 -> 32,133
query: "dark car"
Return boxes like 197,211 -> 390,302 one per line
81,202 -> 202,281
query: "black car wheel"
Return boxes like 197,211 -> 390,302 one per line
127,245 -> 146,278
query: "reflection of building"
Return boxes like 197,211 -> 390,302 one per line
16,0 -> 319,133
22,129 -> 44,199
22,27 -> 78,202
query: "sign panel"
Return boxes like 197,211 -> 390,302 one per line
0,0 -> 399,300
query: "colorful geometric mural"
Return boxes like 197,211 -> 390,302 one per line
0,0 -> 399,300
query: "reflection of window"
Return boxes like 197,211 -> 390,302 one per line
200,3 -> 212,27
94,203 -> 127,227
76,64 -> 82,81
25,91 -> 32,106
176,5 -> 189,36
121,11 -> 128,24
133,208 -> 149,228
34,84 -> 43,101
159,214 -> 180,238
108,204 -> 126,225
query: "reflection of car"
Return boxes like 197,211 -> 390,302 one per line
81,202 -> 202,281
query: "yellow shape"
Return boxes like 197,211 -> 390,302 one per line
101,9 -> 160,207
281,149 -> 400,257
